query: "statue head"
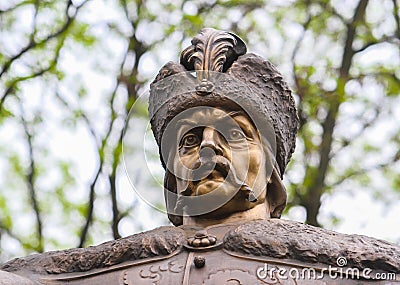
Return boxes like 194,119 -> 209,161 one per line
149,28 -> 298,226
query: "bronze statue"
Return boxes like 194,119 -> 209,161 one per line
1,28 -> 399,285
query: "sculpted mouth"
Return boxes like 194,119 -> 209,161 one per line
197,170 -> 226,184
190,156 -> 250,190
178,155 -> 258,203
191,157 -> 229,183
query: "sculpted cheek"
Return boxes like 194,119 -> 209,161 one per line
230,150 -> 250,181
246,147 -> 266,186
247,144 -> 262,166
179,148 -> 199,167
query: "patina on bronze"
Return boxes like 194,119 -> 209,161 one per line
1,28 -> 399,285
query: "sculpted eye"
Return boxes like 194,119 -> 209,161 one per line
182,133 -> 200,147
228,129 -> 245,141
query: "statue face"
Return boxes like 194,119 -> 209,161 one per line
172,107 -> 269,218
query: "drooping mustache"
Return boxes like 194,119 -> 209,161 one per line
191,156 -> 229,182
182,155 -> 258,202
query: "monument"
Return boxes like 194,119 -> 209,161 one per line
1,28 -> 399,284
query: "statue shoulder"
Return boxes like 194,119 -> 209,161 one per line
223,219 -> 400,273
0,270 -> 38,285
1,226 -> 185,275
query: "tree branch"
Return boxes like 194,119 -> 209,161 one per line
78,167 -> 100,248
19,102 -> 43,252
78,41 -> 130,246
103,0 -> 150,240
1,24 -> 67,115
0,1 -> 32,14
109,149 -> 121,240
291,15 -> 312,131
30,0 -> 40,43
331,102 -> 382,157
78,111 -> 117,247
302,0 -> 369,226
393,0 -> 400,38
54,92 -> 100,147
328,159 -> 399,189
354,35 -> 399,54
0,0 -> 90,110
0,226 -> 25,250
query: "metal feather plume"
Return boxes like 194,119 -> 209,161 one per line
180,28 -> 246,80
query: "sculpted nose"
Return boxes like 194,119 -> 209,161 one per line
200,128 -> 223,157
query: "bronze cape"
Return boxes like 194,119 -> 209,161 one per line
1,219 -> 400,284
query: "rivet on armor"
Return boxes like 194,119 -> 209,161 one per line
194,256 -> 206,268
187,230 -> 217,248
195,79 -> 214,95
